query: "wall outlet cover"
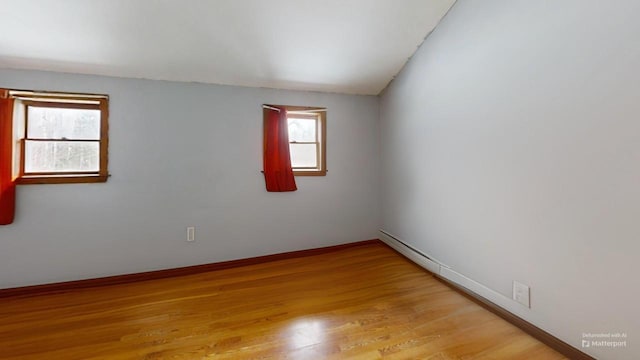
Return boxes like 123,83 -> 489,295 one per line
512,280 -> 530,308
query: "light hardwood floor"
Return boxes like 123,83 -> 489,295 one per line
0,243 -> 566,359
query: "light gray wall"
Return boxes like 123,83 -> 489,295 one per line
0,69 -> 380,289
380,1 -> 639,359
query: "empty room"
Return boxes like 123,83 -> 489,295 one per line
0,1 -> 636,359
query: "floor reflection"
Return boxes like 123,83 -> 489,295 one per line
285,318 -> 327,349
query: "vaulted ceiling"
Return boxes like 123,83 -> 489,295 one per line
0,0 -> 455,95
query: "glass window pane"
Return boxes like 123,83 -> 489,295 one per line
288,118 -> 316,142
25,141 -> 99,173
290,143 -> 317,168
28,106 -> 100,140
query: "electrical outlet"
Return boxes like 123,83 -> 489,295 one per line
512,281 -> 530,308
186,227 -> 195,242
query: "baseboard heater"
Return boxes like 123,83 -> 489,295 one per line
378,229 -> 595,360
379,229 -> 514,306
378,230 -> 443,274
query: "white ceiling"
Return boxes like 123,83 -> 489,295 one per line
0,0 -> 455,95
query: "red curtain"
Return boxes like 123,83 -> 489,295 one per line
0,90 -> 15,225
263,106 -> 297,192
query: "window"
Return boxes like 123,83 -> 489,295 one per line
269,105 -> 326,176
9,90 -> 109,184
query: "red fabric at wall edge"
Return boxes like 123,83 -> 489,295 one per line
263,106 -> 297,192
0,92 -> 15,225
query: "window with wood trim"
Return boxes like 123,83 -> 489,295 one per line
9,90 -> 109,184
277,105 -> 326,176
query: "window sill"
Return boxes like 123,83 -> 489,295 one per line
293,170 -> 327,177
17,174 -> 109,185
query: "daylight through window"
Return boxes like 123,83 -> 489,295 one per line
286,106 -> 326,176
10,91 -> 109,184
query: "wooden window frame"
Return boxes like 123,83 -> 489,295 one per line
12,93 -> 109,185
265,105 -> 327,177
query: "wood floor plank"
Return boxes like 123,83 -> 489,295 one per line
0,243 -> 565,359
